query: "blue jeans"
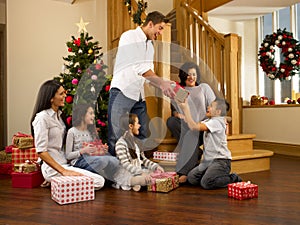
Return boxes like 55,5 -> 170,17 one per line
74,155 -> 120,182
107,88 -> 149,156
187,159 -> 233,189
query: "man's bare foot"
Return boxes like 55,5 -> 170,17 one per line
179,175 -> 187,183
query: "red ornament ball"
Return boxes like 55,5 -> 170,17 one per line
65,95 -> 73,104
269,100 -> 275,105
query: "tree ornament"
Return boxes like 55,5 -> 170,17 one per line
88,49 -> 93,54
54,27 -> 110,142
76,17 -> 89,33
258,28 -> 300,81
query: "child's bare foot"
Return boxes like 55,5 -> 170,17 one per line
132,185 -> 141,192
179,175 -> 187,183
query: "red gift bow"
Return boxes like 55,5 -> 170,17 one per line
13,132 -> 33,138
149,172 -> 177,192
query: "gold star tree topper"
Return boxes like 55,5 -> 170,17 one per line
76,17 -> 89,33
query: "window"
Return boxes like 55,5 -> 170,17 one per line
259,3 -> 300,103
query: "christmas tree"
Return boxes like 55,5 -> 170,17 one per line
54,18 -> 111,142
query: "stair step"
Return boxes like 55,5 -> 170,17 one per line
231,149 -> 274,174
156,149 -> 274,174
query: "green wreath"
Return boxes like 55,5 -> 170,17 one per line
258,28 -> 300,81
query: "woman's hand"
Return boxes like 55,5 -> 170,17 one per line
60,168 -> 83,176
174,112 -> 185,119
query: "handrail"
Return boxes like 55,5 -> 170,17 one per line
181,1 -> 225,45
175,0 -> 241,134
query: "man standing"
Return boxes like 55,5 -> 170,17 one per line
108,11 -> 175,156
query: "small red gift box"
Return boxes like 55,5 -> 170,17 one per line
82,140 -> 107,156
12,148 -> 38,164
147,172 -> 179,193
0,163 -> 13,175
153,151 -> 178,161
12,132 -> 34,149
228,181 -> 258,200
51,176 -> 95,205
11,171 -> 44,188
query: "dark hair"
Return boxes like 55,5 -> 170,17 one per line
120,113 -> 140,159
72,103 -> 98,139
178,62 -> 201,86
215,99 -> 229,116
143,11 -> 169,26
30,79 -> 62,136
120,113 -> 138,131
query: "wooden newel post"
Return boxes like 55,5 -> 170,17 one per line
224,33 -> 241,135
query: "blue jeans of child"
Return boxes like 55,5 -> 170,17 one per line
107,88 -> 148,156
74,155 -> 120,182
187,159 -> 233,189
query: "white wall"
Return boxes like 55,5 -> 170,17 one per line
243,107 -> 300,145
208,17 -> 258,104
6,0 -> 107,142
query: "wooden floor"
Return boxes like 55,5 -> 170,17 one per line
1,154 -> 300,225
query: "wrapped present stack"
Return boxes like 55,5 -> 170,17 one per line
147,172 -> 179,193
9,132 -> 44,188
82,140 -> 107,156
228,181 -> 258,200
51,176 -> 95,205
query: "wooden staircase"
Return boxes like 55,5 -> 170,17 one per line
156,134 -> 274,174
106,0 -> 274,174
154,3 -> 274,174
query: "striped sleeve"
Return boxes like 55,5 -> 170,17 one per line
141,152 -> 158,171
115,138 -> 143,175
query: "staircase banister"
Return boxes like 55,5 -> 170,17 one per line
181,1 -> 225,45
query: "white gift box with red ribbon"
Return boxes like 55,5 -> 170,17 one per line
153,151 -> 178,161
51,176 -> 94,205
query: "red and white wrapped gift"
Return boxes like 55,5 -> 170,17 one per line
228,181 -> 258,200
11,148 -> 38,164
153,151 -> 178,161
51,176 -> 95,205
82,140 -> 107,156
147,172 -> 179,193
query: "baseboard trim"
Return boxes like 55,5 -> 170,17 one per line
253,141 -> 300,157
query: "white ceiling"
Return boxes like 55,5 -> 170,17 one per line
208,0 -> 300,21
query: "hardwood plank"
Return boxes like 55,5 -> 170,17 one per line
1,154 -> 300,224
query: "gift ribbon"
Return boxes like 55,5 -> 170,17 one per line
149,172 -> 178,191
